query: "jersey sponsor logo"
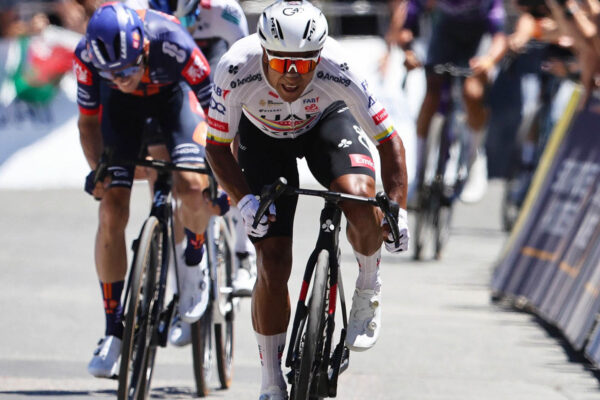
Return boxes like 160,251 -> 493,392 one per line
268,91 -> 279,98
349,154 -> 375,172
260,99 -> 283,106
208,116 -> 229,132
316,71 -> 351,87
214,86 -> 231,99
210,98 -> 227,114
303,97 -> 319,104
77,87 -> 91,100
338,138 -> 352,148
305,104 -> 319,112
183,48 -> 209,84
73,58 -> 92,85
162,42 -> 187,63
368,96 -> 376,108
230,72 -> 262,88
372,109 -> 388,125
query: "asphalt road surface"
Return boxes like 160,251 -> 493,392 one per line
1,181 -> 600,399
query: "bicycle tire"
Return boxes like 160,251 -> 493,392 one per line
214,219 -> 235,389
292,250 -> 329,400
191,307 -> 213,397
414,187 -> 437,261
118,216 -> 162,400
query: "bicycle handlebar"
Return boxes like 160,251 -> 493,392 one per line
93,154 -> 217,200
252,177 -> 402,247
432,63 -> 473,78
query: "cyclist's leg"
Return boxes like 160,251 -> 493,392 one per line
159,82 -> 225,322
237,114 -> 299,396
88,85 -> 145,378
304,101 -> 382,351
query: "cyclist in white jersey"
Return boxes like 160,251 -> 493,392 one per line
205,1 -> 410,399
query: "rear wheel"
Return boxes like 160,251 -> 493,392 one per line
118,217 -> 162,400
214,219 -> 235,388
292,250 -> 329,400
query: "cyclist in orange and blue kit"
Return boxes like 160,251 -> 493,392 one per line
74,2 -> 225,378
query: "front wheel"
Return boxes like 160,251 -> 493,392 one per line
291,250 -> 329,400
118,217 -> 162,400
191,308 -> 213,397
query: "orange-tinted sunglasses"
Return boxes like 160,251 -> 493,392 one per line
266,51 -> 320,74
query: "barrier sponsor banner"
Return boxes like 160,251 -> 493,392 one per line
492,87 -> 600,352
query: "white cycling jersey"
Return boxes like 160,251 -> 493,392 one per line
125,0 -> 248,47
207,34 -> 398,146
192,0 -> 248,45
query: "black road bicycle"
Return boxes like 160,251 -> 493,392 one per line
413,63 -> 473,260
253,178 -> 401,400
94,158 -> 235,399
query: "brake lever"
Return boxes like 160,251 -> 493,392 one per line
375,192 -> 400,247
252,177 -> 288,228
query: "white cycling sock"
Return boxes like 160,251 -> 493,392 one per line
354,248 -> 382,292
256,332 -> 287,392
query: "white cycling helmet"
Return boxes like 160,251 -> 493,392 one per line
257,0 -> 328,53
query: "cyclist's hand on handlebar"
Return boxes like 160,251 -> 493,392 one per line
238,194 -> 276,237
382,208 -> 409,253
84,170 -> 108,201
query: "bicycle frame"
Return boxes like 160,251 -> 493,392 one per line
286,200 -> 350,397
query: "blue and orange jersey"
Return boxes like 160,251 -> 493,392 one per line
73,9 -> 212,115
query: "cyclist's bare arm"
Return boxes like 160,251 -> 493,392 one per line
470,31 -> 508,76
378,134 -> 408,210
205,141 -> 252,204
509,12 -> 537,53
78,113 -> 103,170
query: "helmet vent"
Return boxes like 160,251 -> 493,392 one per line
318,31 -> 326,42
302,20 -> 310,40
112,34 -> 121,61
275,19 -> 284,40
96,40 -> 111,63
258,28 -> 267,41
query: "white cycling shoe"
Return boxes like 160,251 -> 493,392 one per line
345,288 -> 381,352
259,386 -> 289,400
232,252 -> 257,297
177,256 -> 210,324
169,314 -> 192,347
460,151 -> 488,204
87,335 -> 121,378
